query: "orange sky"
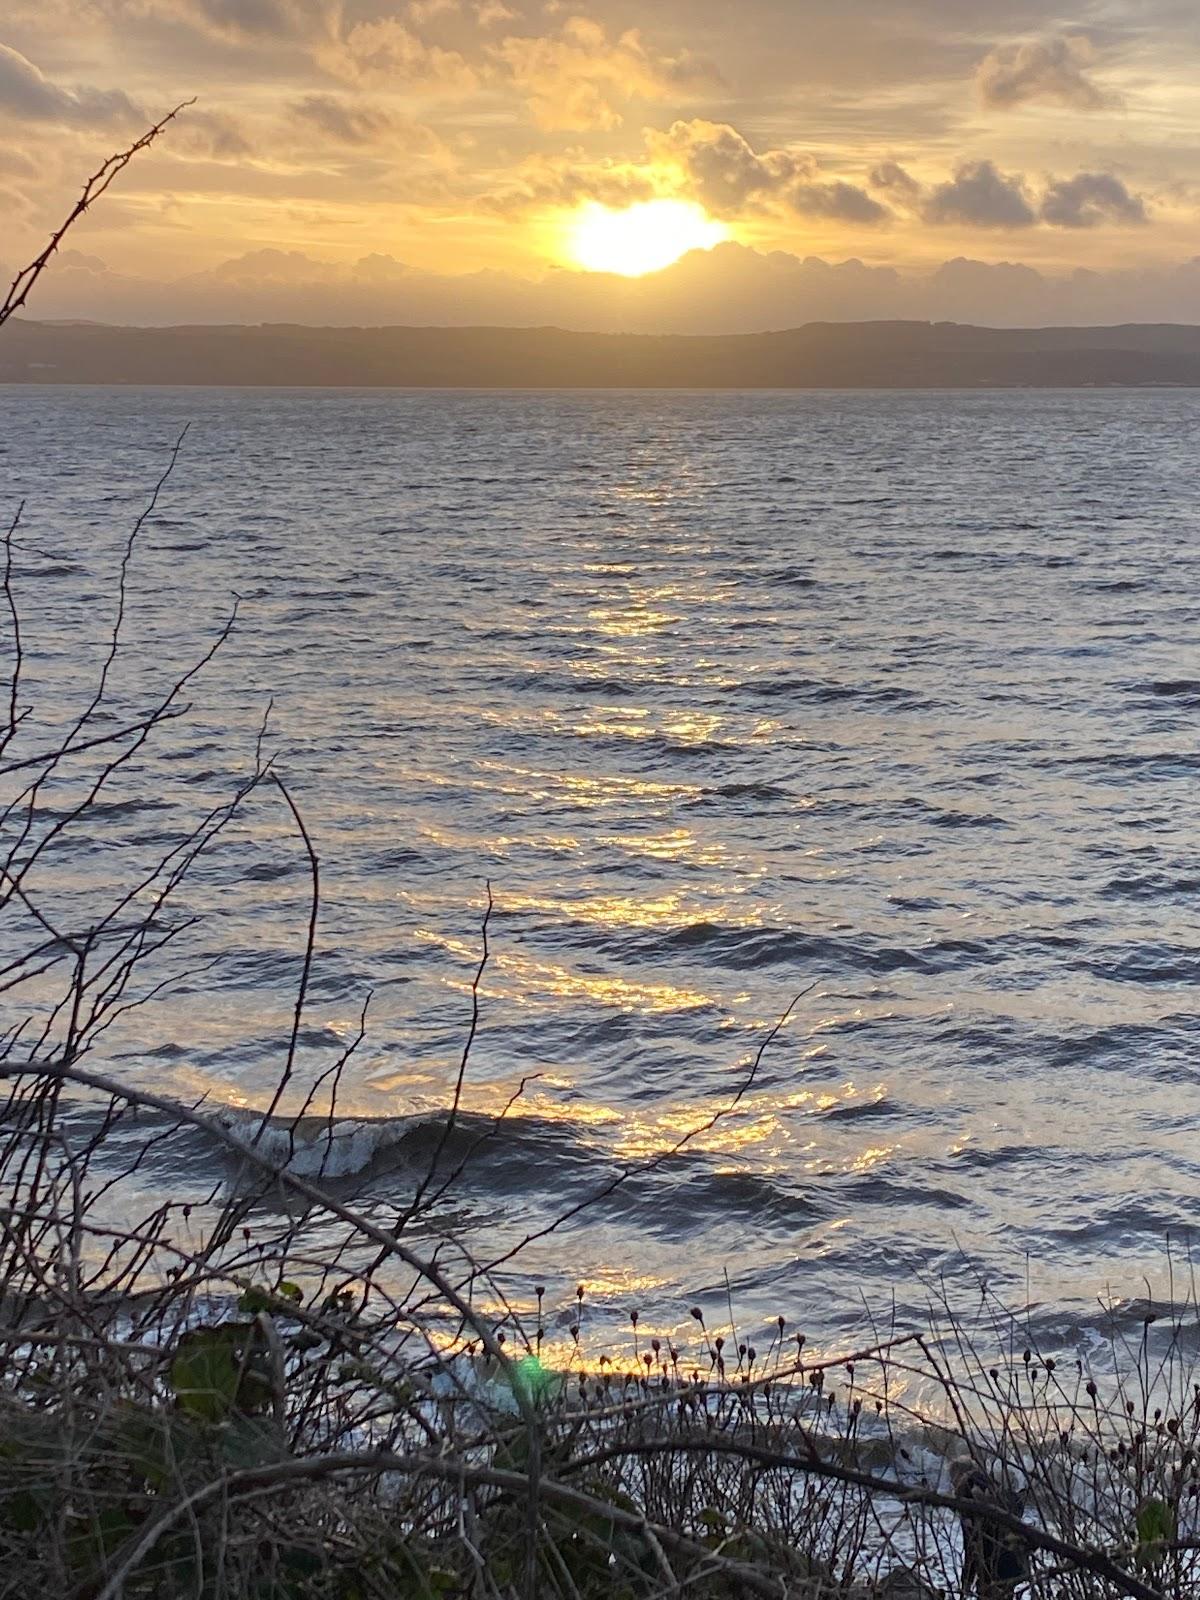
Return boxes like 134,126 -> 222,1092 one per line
4,1 -> 1200,326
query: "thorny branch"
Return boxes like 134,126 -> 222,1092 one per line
0,103 -> 193,329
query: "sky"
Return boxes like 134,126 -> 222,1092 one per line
5,0 -> 1200,328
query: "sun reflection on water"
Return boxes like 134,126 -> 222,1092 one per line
413,928 -> 722,1014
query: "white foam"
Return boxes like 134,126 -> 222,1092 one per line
214,1108 -> 423,1179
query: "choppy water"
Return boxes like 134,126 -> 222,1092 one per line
3,384 -> 1200,1349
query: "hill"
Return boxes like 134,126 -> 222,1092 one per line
7,317 -> 1200,387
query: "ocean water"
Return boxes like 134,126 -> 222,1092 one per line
3,383 -> 1200,1350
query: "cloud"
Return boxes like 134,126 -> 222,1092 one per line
153,0 -> 340,44
0,147 -> 37,180
144,0 -> 479,92
790,179 -> 889,224
326,17 -> 479,89
922,160 -> 1036,229
27,239 -> 1200,334
290,93 -> 399,144
173,108 -> 254,158
976,34 -> 1119,111
1,0 -> 1184,310
493,18 -> 715,131
869,160 -> 922,205
208,247 -> 345,281
648,119 -> 812,216
649,120 -> 886,224
1040,171 -> 1148,228
869,157 -> 1150,231
0,43 -> 142,128
0,184 -> 31,223
484,150 -> 658,213
476,0 -> 515,22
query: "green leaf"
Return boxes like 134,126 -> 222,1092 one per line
1136,1497 -> 1175,1549
169,1323 -> 272,1422
240,1282 -> 302,1314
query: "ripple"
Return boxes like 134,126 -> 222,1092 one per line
8,384 -> 1200,1344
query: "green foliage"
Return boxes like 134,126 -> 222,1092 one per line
238,1282 -> 303,1314
1135,1496 -> 1175,1549
1134,1494 -> 1177,1577
169,1321 -> 275,1422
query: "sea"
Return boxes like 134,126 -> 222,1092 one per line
3,383 -> 1200,1355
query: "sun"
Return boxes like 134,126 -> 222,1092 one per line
566,199 -> 728,277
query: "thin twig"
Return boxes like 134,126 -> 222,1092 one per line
0,103 -> 194,328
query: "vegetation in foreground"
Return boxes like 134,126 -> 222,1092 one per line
2,1055 -> 1200,1600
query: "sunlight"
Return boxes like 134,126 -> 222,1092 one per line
566,199 -> 728,276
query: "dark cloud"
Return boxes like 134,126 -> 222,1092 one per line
160,0 -> 339,43
652,121 -> 888,224
1040,171 -> 1148,227
789,179 -> 889,223
290,94 -> 398,145
0,43 -> 142,128
869,160 -> 922,205
871,157 -> 1150,232
976,34 -> 1119,111
922,160 -> 1037,229
649,119 -> 812,216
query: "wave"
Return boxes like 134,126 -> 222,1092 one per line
742,676 -> 928,708
687,780 -> 795,806
652,921 -> 938,974
821,1095 -> 897,1122
1035,749 -> 1200,775
211,1106 -> 429,1179
1080,942 -> 1200,985
494,670 -> 638,697
605,919 -> 996,977
25,562 -> 83,578
1130,678 -> 1200,703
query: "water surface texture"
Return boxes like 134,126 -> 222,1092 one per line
3,386 -> 1199,1344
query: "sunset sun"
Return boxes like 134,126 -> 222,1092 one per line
566,199 -> 729,277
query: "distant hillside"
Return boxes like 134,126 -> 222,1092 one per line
7,318 -> 1200,388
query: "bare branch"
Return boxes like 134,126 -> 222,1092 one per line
0,102 -> 194,328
